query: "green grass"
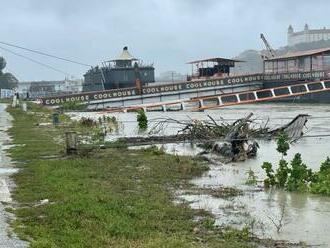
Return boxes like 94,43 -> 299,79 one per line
7,103 -> 256,247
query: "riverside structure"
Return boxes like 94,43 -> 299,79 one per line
40,47 -> 330,109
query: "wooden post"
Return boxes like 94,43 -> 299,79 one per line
65,131 -> 77,155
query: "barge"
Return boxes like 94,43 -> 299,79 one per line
40,47 -> 330,107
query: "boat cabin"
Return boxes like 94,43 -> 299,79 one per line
83,47 -> 155,91
263,47 -> 330,74
187,57 -> 243,81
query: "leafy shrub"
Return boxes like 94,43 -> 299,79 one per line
137,109 -> 148,130
276,133 -> 290,157
91,127 -> 106,143
59,101 -> 87,111
245,168 -> 258,185
286,153 -> 312,192
143,145 -> 165,155
201,217 -> 215,230
310,157 -> 330,195
319,157 -> 330,172
80,117 -> 97,127
275,159 -> 290,188
261,134 -> 330,195
261,162 -> 276,188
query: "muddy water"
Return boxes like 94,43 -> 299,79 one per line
70,103 -> 330,246
0,104 -> 27,247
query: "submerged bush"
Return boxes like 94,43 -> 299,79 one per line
275,159 -> 290,188
143,145 -> 165,155
310,157 -> 330,195
286,153 -> 313,192
137,109 -> 148,130
261,134 -> 330,195
261,162 -> 276,188
80,117 -> 97,127
319,157 -> 330,172
59,101 -> 87,111
245,168 -> 258,185
276,133 -> 290,156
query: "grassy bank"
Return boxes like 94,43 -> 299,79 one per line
7,103 -> 255,247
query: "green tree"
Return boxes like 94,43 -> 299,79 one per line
276,133 -> 290,157
261,162 -> 276,188
310,157 -> 330,195
319,157 -> 330,172
276,159 -> 290,188
137,109 -> 148,130
286,153 -> 312,192
0,57 -> 18,89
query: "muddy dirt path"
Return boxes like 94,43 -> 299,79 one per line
0,104 -> 27,247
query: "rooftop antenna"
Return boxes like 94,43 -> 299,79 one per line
260,33 -> 276,58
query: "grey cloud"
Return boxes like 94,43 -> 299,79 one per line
0,0 -> 329,81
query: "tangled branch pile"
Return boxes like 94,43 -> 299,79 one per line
119,113 -> 308,147
150,113 -> 269,141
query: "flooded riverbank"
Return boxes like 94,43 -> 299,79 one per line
69,103 -> 330,246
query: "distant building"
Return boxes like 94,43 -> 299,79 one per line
18,79 -> 83,98
288,24 -> 330,46
0,89 -> 13,99
83,47 -> 155,92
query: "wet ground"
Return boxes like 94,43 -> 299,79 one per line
0,104 -> 27,247
70,103 -> 330,247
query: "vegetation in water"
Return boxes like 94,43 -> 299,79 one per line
276,133 -> 290,157
245,168 -> 258,185
80,117 -> 97,127
137,109 -> 148,130
59,101 -> 87,111
261,132 -> 330,195
261,162 -> 276,188
310,157 -> 330,195
73,116 -> 119,144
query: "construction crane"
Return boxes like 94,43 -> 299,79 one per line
260,33 -> 276,58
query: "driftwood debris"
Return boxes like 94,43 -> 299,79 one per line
117,114 -> 309,148
149,113 -> 269,141
205,113 -> 260,162
269,114 -> 309,140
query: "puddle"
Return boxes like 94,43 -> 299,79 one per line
0,168 -> 19,175
129,142 -> 204,156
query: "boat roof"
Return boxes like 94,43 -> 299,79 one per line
265,47 -> 330,61
110,46 -> 138,61
187,57 -> 244,64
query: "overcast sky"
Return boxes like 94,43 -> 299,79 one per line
1,0 -> 330,81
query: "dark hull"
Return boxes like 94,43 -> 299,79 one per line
263,80 -> 330,103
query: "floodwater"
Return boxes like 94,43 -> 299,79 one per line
0,104 -> 27,247
70,103 -> 330,247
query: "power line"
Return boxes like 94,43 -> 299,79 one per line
0,45 -> 74,77
0,40 -> 92,67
